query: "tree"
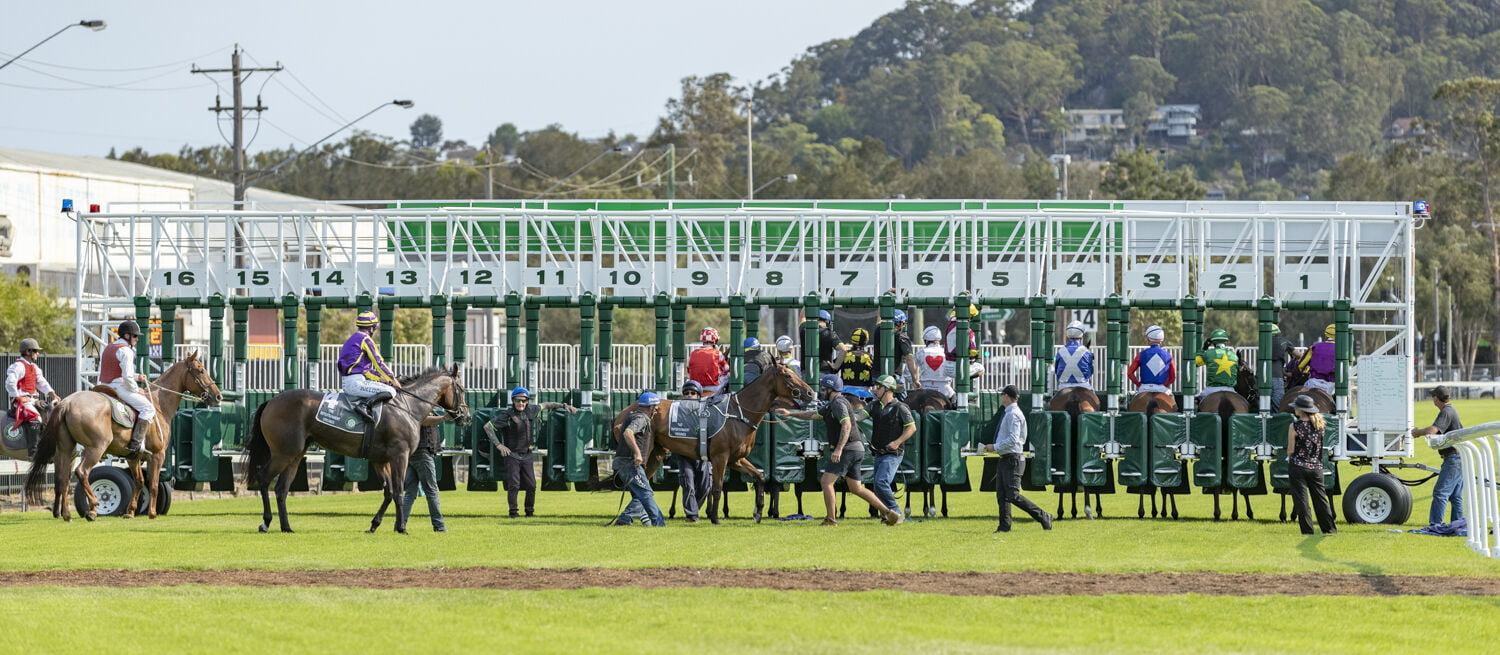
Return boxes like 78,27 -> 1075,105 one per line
651,73 -> 747,198
409,114 -> 444,150
0,274 -> 73,353
1100,147 -> 1206,200
487,123 -> 521,154
1433,77 -> 1500,370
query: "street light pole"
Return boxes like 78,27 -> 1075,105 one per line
0,20 -> 106,73
243,100 -> 414,189
746,96 -> 754,199
749,174 -> 796,199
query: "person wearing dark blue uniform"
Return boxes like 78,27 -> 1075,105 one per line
674,381 -> 714,523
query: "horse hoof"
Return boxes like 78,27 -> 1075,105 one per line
85,513 -> 96,522
281,528 -> 295,534
122,514 -> 134,520
258,524 -> 269,533
366,528 -> 378,534
710,519 -> 721,526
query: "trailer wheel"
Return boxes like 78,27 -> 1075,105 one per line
76,466 -> 135,518
137,480 -> 173,516
1342,473 -> 1411,525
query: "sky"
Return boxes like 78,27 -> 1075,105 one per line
0,0 -> 909,157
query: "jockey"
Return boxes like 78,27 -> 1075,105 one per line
1194,328 -> 1241,400
1270,324 -> 1295,410
686,327 -> 730,393
338,311 -> 402,423
918,325 -> 954,399
6,338 -> 60,459
875,310 -> 921,390
812,310 -> 848,374
1054,321 -> 1095,390
944,304 -> 985,385
98,320 -> 153,459
1297,324 -> 1337,396
774,335 -> 801,373
839,328 -> 875,391
742,336 -> 778,386
1127,325 -> 1175,395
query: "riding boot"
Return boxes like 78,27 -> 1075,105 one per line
355,391 -> 393,423
23,421 -> 40,460
127,418 -> 150,460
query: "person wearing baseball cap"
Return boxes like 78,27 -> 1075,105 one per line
866,374 -> 915,518
774,374 -> 902,527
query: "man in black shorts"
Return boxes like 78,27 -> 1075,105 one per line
776,374 -> 901,527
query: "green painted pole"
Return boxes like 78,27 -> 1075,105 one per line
232,301 -> 249,393
579,293 -> 595,408
378,299 -> 395,361
525,300 -> 540,390
802,293 -> 820,384
505,293 -> 522,392
878,294 -> 895,378
729,294 -> 745,391
431,295 -> 448,368
451,299 -> 468,373
1029,296 -> 1048,410
305,300 -> 322,390
1181,296 -> 1200,413
281,294 -> 300,391
1335,299 -> 1352,415
654,293 -> 671,393
598,302 -> 613,399
1257,296 -> 1275,413
671,301 -> 686,390
954,292 -> 971,409
208,295 -> 225,385
133,297 -> 152,377
159,299 -> 178,366
1105,295 -> 1121,411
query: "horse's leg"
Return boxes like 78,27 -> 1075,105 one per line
274,457 -> 299,533
1231,489 -> 1241,521
1243,491 -> 1255,520
707,457 -> 727,525
1213,489 -> 1222,521
53,435 -> 74,521
122,459 -> 143,519
144,437 -> 167,519
392,452 -> 412,535
1170,493 -> 1179,520
940,487 -> 949,518
1138,492 -> 1146,519
1056,492 -> 1064,519
1070,492 -> 1078,519
729,457 -> 765,524
74,443 -> 109,522
368,461 -> 392,534
838,491 -> 846,519
1280,494 -> 1288,522
1095,492 -> 1103,518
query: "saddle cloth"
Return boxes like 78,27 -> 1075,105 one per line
315,392 -> 382,434
0,415 -> 23,450
667,394 -> 731,443
90,386 -> 137,428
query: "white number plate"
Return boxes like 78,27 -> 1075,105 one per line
600,267 -> 653,294
1275,266 -> 1333,300
303,267 -> 357,296
1047,266 -> 1106,298
527,264 -> 575,294
748,259 -> 802,293
228,266 -> 294,293
824,263 -> 880,295
977,263 -> 1030,296
360,263 -> 427,295
672,265 -> 728,294
1201,265 -> 1258,300
895,266 -> 954,293
1125,267 -> 1181,300
154,269 -> 203,296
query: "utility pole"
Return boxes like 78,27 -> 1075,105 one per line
193,45 -> 282,204
666,143 -> 676,200
746,97 -> 754,200
485,145 -> 494,200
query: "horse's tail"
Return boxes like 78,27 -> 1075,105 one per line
243,401 -> 270,490
1065,393 -> 1081,418
1144,397 -> 1161,419
1216,394 -> 1236,424
23,403 -> 66,504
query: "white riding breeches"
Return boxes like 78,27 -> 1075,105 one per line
342,375 -> 395,400
1196,385 -> 1235,400
1136,384 -> 1171,394
107,379 -> 156,421
1058,382 -> 1093,390
1302,378 -> 1335,395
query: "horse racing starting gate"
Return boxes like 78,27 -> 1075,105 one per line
67,198 -> 1426,523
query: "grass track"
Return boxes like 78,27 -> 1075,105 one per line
6,586 -> 1497,654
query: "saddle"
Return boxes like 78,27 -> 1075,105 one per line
668,394 -> 732,461
91,385 -> 138,428
315,392 -> 384,435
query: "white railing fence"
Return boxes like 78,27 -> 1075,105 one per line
1429,423 -> 1500,558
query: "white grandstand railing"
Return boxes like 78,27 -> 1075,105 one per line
1428,423 -> 1500,558
534,344 -> 578,392
609,344 -> 654,393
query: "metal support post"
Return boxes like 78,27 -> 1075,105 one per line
671,301 -> 686,391
1181,297 -> 1200,413
1335,300 -> 1352,416
208,295 -> 225,385
1029,296 -> 1048,409
1105,295 -> 1122,412
525,300 -> 540,390
802,293 -> 820,384
729,295 -> 745,391
378,299 -> 396,361
878,294 -> 895,378
654,293 -> 671,393
1257,297 -> 1276,413
579,293 -> 595,408
232,300 -> 249,393
305,300 -> 322,391
133,297 -> 152,376
505,293 -> 522,392
159,299 -> 178,366
451,299 -> 468,374
281,293 -> 300,391
954,293 -> 971,410
431,296 -> 448,368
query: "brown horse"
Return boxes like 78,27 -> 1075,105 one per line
244,365 -> 470,534
24,352 -> 222,521
613,361 -> 815,525
1279,386 -> 1335,414
903,388 -> 955,413
1049,386 -> 1102,519
1126,391 -> 1182,519
1198,367 -> 1258,520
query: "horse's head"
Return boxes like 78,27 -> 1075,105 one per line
1235,365 -> 1257,399
768,361 -> 817,407
181,351 -> 223,407
439,363 -> 471,426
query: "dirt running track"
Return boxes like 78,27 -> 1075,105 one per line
1,568 -> 1497,596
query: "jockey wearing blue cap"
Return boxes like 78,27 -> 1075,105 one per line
742,335 -> 778,386
338,310 -> 400,421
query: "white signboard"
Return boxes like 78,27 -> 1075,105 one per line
895,264 -> 956,294
1355,355 -> 1411,433
1199,264 -> 1258,301
671,265 -> 728,296
747,257 -> 803,294
975,263 -> 1031,296
360,263 -> 428,295
303,267 -> 357,296
1124,266 -> 1181,300
1047,264 -> 1107,298
527,263 -> 576,295
450,266 -> 505,296
1275,266 -> 1334,301
823,262 -> 881,296
599,267 -> 653,295
226,265 -> 298,294
153,269 -> 203,296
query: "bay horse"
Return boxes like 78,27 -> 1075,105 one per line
1279,386 -> 1335,414
25,352 -> 222,521
896,388 -> 952,517
1126,390 -> 1182,519
1049,386 -> 1103,519
613,361 -> 815,525
244,365 -> 470,534
1198,366 -> 1258,520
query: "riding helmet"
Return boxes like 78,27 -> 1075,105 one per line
817,310 -> 832,323
923,325 -> 942,342
743,337 -> 760,352
355,311 -> 379,327
18,338 -> 40,353
1208,328 -> 1229,343
1145,325 -> 1165,342
850,328 -> 870,347
681,380 -> 703,394
700,327 -> 720,343
116,320 -> 142,337
637,391 -> 661,407
510,386 -> 531,400
893,310 -> 908,324
819,374 -> 844,392
775,335 -> 795,353
1065,321 -> 1086,339
1323,324 -> 1336,340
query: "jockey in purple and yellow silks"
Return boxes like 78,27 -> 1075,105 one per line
1298,324 -> 1337,397
338,311 -> 401,421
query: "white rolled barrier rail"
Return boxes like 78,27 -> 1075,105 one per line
1428,423 -> 1500,558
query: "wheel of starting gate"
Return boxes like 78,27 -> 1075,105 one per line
136,480 -> 173,516
1341,473 -> 1411,525
76,466 -> 134,518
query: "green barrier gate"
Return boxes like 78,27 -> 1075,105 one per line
921,410 -> 969,485
1076,412 -> 1138,490
1228,414 -> 1292,490
1149,413 -> 1221,488
1267,415 -> 1341,492
768,417 -> 810,485
1025,410 -> 1074,488
467,408 -> 501,488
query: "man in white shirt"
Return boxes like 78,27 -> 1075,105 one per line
983,385 -> 1053,532
98,320 -> 155,459
6,338 -> 60,459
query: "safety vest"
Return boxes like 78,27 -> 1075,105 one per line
13,359 -> 38,394
100,342 -> 126,384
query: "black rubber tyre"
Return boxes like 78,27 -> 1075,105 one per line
75,466 -> 135,518
137,480 -> 173,516
1342,473 -> 1412,525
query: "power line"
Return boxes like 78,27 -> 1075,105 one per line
191,45 -> 282,203
0,45 -> 230,72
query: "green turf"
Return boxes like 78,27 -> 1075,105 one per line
0,400 -> 1488,575
4,586 -> 1494,654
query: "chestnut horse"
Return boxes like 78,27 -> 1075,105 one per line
612,361 -> 815,524
1126,391 -> 1182,519
25,352 -> 222,521
1198,366 -> 1258,520
1049,386 -> 1102,519
244,365 -> 470,534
